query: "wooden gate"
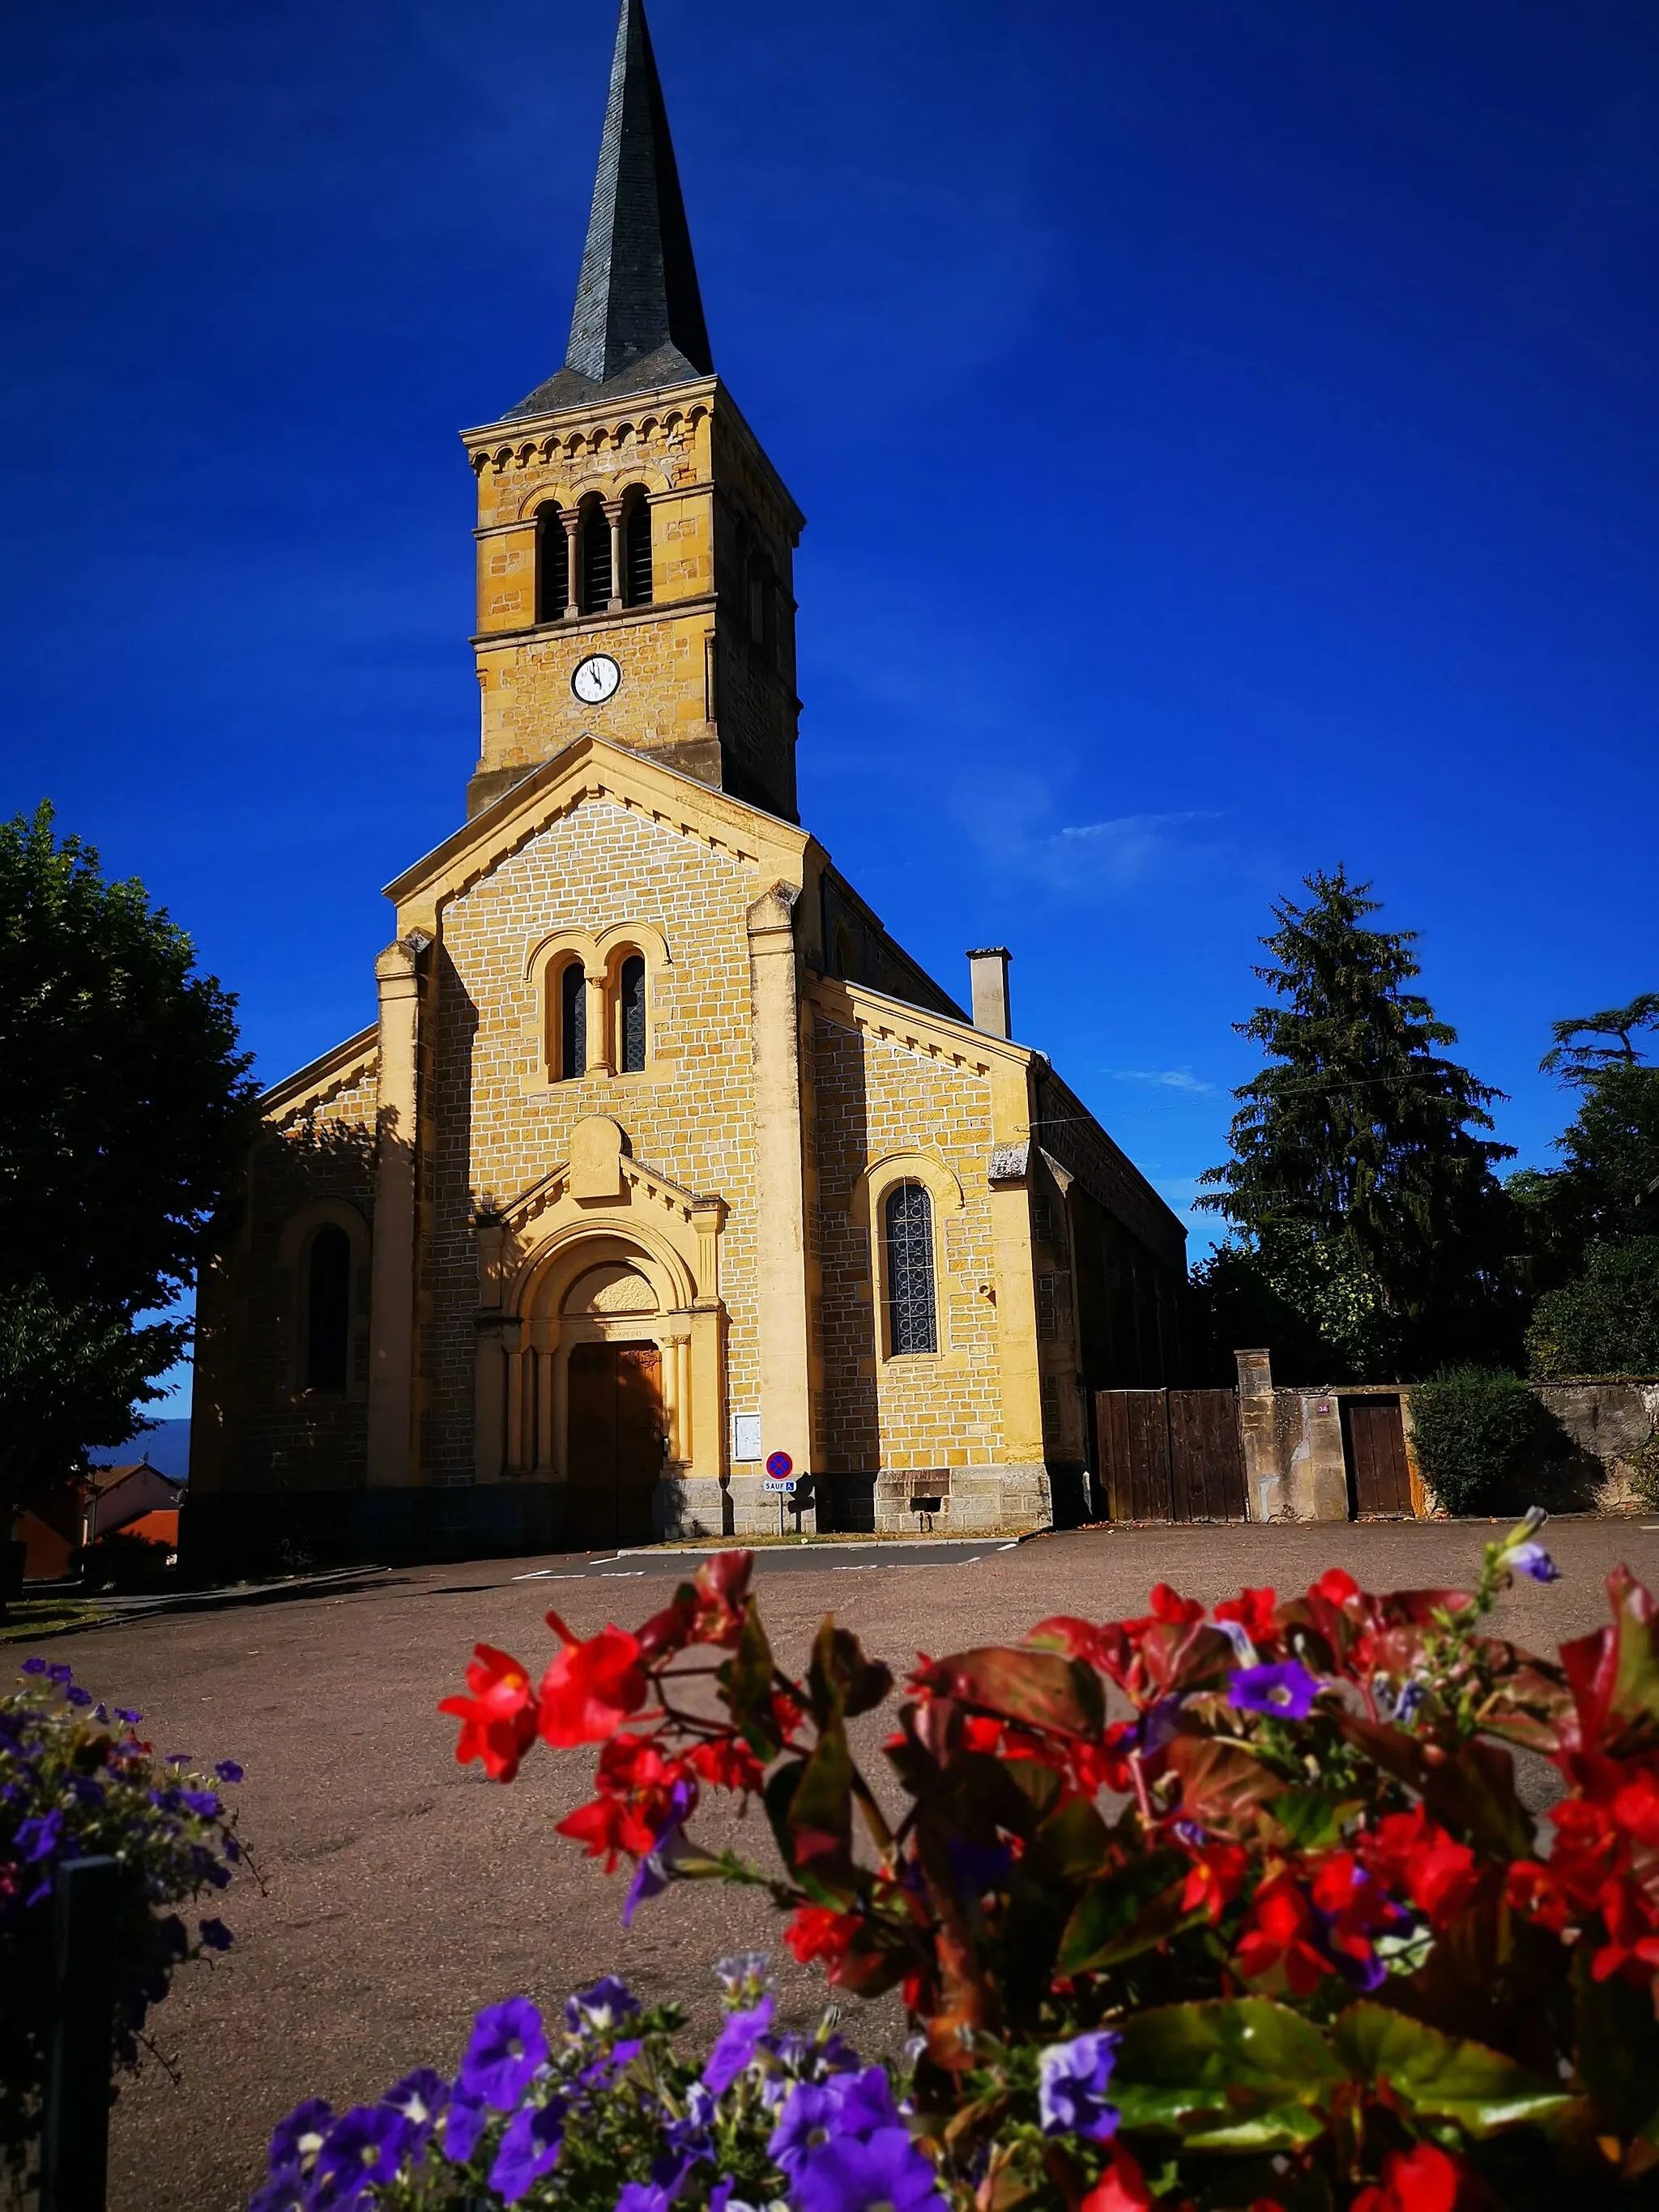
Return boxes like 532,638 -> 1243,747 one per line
1341,1395 -> 1413,1518
1094,1389 -> 1247,1524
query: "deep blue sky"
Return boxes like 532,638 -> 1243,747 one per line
4,2 -> 1657,1410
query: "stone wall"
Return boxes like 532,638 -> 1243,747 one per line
1234,1349 -> 1659,1519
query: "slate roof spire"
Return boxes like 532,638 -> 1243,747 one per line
506,0 -> 713,417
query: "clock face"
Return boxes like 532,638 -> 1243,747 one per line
571,653 -> 621,705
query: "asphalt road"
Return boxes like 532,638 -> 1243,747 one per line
15,1516 -> 1655,2212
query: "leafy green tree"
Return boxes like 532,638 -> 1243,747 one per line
1196,867 -> 1516,1379
0,803 -> 258,1523
1525,1236 -> 1659,1379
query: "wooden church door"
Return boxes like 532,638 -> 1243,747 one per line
566,1341 -> 663,1548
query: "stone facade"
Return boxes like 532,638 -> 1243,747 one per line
183,6 -> 1188,1575
188,718 -> 1188,1570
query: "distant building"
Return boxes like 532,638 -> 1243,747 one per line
19,1460 -> 184,1580
187,0 -> 1185,1575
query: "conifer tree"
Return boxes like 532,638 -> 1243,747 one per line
1196,867 -> 1516,1377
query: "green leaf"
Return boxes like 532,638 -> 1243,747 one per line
1572,1944 -> 1659,2140
787,1718 -> 854,1867
722,1603 -> 779,1754
1166,1732 -> 1284,1832
911,1647 -> 1105,1737
1057,1852 -> 1201,1973
1022,1793 -> 1111,1886
1111,1999 -> 1344,2151
806,1619 -> 893,1726
1270,1786 -> 1362,1851
1333,2003 -> 1571,2136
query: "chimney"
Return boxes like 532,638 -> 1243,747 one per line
966,947 -> 1012,1038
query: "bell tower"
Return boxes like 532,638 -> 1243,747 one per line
462,0 -> 804,823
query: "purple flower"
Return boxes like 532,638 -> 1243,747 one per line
311,2105 -> 411,2206
215,1760 -> 245,1783
790,2129 -> 945,2212
246,2181 -> 306,2212
198,1918 -> 233,1952
267,2098 -> 334,2178
19,1656 -> 48,1675
709,2183 -> 736,2212
114,1706 -> 143,1724
578,2035 -> 645,2091
47,1663 -> 74,1686
66,1686 -> 92,1708
458,1997 -> 548,2110
1038,2031 -> 1120,2142
17,1809 -> 63,1863
770,2082 -> 842,2173
665,2082 -> 717,2162
489,2097 -> 565,2203
441,2088 -> 489,2165
834,2067 -> 901,2137
1511,1542 -> 1560,1583
381,2069 -> 448,2138
616,2184 -> 678,2212
181,1789 -> 221,1818
1228,1662 -> 1320,1720
1135,1694 -> 1184,1758
565,1975 -> 639,2033
622,1776 -> 697,1928
702,1993 -> 774,2094
715,1950 -> 771,1998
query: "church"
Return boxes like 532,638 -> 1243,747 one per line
186,0 -> 1187,1575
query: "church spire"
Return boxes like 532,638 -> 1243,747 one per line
507,0 -> 713,417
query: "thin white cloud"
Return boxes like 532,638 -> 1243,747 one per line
1106,1067 -> 1216,1093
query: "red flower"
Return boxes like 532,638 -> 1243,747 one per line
538,1616 -> 650,1747
1179,1837 -> 1247,1923
1235,1871 -> 1330,1995
556,1792 -> 656,1869
688,1733 -> 768,1794
438,1643 -> 539,1782
1589,1875 -> 1659,1984
1506,1857 -> 1574,1933
784,1904 -> 862,1973
1149,1582 -> 1205,1626
691,1549 -> 755,1647
1363,1809 -> 1478,1930
1612,1767 -> 1659,1847
1351,2142 -> 1463,2212
1214,1586 -> 1278,1643
1080,2146 -> 1154,2212
1311,1567 -> 1360,1607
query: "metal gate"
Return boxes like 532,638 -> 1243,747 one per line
1094,1388 -> 1248,1524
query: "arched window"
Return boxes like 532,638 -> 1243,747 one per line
558,958 -> 587,1080
579,501 -> 612,614
305,1225 -> 352,1391
617,953 -> 646,1073
623,492 -> 653,607
535,501 -> 568,622
884,1182 -> 937,1356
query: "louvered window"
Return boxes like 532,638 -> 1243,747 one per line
619,955 -> 646,1073
536,502 -> 568,621
624,496 -> 653,607
580,505 -> 612,613
885,1182 -> 937,1356
559,960 -> 586,1080
305,1225 -> 352,1390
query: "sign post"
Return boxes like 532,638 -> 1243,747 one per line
762,1451 -> 795,1537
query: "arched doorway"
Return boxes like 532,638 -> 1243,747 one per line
561,1262 -> 666,1547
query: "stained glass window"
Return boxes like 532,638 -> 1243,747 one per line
560,960 -> 586,1080
885,1181 -> 936,1356
620,954 -> 646,1073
